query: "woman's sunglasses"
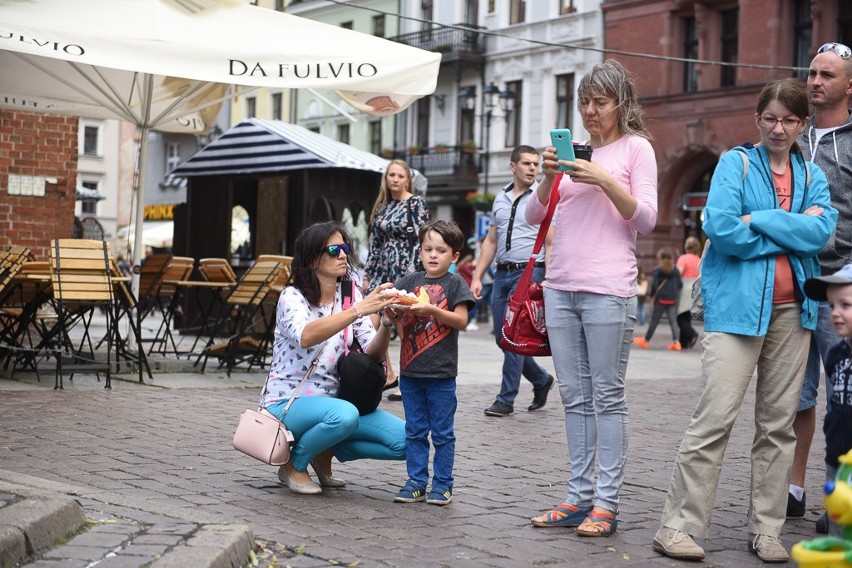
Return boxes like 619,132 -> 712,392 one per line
324,243 -> 351,257
817,43 -> 852,59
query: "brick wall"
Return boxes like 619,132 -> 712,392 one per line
0,110 -> 78,258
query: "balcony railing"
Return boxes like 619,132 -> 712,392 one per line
385,145 -> 479,180
390,25 -> 486,56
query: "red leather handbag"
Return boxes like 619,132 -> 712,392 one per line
499,177 -> 560,357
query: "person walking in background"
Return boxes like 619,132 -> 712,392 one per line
675,236 -> 701,349
363,159 -> 430,402
261,222 -> 406,496
788,42 -> 852,530
386,221 -> 475,505
652,78 -> 836,563
636,266 -> 648,326
527,59 -> 658,538
633,247 -> 682,350
470,145 -> 555,418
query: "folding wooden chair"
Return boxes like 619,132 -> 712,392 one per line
197,260 -> 281,375
106,259 -> 152,383
186,258 -> 238,353
0,260 -> 56,379
147,256 -> 195,356
49,239 -> 114,389
198,258 -> 237,285
136,252 -> 172,319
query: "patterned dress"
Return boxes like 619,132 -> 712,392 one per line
364,195 -> 429,293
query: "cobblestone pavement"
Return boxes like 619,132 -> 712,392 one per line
0,324 -> 829,567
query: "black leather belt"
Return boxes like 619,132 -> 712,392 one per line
496,261 -> 545,272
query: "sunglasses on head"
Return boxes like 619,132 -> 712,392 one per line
324,243 -> 351,257
817,42 -> 852,59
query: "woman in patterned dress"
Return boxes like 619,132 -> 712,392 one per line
363,160 -> 430,398
262,221 -> 405,495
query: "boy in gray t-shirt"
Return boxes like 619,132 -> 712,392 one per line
384,220 -> 474,506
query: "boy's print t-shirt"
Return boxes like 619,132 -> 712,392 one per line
394,271 -> 475,379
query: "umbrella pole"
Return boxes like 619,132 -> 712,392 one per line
131,125 -> 150,298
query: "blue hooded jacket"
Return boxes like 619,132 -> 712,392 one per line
701,145 -> 836,336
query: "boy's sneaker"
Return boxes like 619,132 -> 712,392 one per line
484,401 -> 513,417
426,488 -> 453,505
667,341 -> 682,351
394,483 -> 426,503
633,337 -> 649,349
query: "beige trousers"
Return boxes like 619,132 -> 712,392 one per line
660,304 -> 810,538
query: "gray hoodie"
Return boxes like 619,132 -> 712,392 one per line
799,111 -> 852,273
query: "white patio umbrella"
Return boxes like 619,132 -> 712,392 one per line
0,0 -> 441,291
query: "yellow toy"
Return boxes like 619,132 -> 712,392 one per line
792,450 -> 852,567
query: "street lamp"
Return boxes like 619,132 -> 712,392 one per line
459,82 -> 516,195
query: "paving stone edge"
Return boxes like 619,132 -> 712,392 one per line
0,470 -> 254,568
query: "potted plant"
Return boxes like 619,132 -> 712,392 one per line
434,143 -> 449,154
460,140 -> 477,154
381,148 -> 395,159
408,144 -> 421,156
465,191 -> 495,211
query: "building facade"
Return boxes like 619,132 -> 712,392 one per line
603,0 -> 851,267
0,111 -> 79,257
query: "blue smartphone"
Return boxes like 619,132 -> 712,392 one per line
549,128 -> 575,172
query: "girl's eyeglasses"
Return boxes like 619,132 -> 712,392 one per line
817,43 -> 852,59
325,243 -> 351,257
757,114 -> 801,131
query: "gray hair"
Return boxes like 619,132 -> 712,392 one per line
578,59 -> 652,140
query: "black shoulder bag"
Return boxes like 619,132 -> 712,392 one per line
336,280 -> 387,415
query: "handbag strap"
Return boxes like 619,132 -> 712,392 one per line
280,357 -> 319,415
341,279 -> 353,356
513,174 -> 562,297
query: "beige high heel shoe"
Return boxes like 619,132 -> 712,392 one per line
310,459 -> 346,488
277,464 -> 322,495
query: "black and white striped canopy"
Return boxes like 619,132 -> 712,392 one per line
171,118 -> 392,177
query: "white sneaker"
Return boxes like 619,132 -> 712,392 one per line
652,527 -> 705,560
748,533 -> 788,563
465,322 -> 479,331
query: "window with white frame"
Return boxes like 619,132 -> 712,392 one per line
166,143 -> 181,174
560,0 -> 575,14
80,180 -> 98,215
504,81 -> 522,148
373,15 -> 385,37
80,122 -> 102,157
271,92 -> 283,120
369,121 -> 382,155
246,96 -> 256,118
337,123 -> 350,145
556,74 -> 575,131
510,0 -> 525,24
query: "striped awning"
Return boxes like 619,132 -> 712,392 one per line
171,118 -> 392,177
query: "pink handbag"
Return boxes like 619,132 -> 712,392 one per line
232,358 -> 317,465
232,408 -> 294,466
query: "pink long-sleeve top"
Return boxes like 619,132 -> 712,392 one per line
526,134 -> 658,298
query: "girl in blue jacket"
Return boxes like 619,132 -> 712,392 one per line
654,78 -> 837,563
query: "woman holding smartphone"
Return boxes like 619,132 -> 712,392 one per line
526,59 -> 658,537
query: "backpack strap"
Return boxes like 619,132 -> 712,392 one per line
736,148 -> 749,181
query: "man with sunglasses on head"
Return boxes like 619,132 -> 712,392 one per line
788,41 -> 852,532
